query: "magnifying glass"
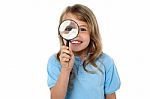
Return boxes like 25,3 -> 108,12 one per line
58,19 -> 79,47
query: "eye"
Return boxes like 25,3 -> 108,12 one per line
65,26 -> 72,31
80,28 -> 87,32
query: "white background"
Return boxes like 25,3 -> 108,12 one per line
0,0 -> 150,99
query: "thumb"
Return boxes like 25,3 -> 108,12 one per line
69,46 -> 74,58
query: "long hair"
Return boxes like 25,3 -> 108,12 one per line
57,4 -> 103,89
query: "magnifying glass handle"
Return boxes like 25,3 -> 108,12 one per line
66,40 -> 69,47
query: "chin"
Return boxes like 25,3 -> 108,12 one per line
71,45 -> 85,51
72,49 -> 83,52
72,47 -> 87,54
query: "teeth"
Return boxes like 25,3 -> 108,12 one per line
71,41 -> 81,44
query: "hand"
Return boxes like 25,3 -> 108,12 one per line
59,45 -> 74,72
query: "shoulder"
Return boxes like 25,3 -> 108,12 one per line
47,53 -> 61,69
48,53 -> 58,63
97,53 -> 114,63
96,53 -> 115,69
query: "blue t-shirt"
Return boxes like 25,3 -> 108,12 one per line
47,53 -> 121,99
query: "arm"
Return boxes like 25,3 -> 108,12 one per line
105,92 -> 116,99
51,68 -> 71,99
104,55 -> 121,99
50,46 -> 74,99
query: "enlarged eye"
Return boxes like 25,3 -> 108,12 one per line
65,26 -> 73,31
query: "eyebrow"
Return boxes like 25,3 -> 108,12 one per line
79,25 -> 88,28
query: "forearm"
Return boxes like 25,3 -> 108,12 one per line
105,92 -> 116,99
51,68 -> 71,99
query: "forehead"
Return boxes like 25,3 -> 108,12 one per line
62,13 -> 88,27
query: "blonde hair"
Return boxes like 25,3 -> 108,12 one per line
57,4 -> 103,70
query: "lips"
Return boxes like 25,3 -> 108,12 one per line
70,40 -> 82,44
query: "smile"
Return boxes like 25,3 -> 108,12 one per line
70,40 -> 82,44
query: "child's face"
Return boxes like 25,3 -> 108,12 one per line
62,13 -> 90,54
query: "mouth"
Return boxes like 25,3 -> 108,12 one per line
70,40 -> 82,44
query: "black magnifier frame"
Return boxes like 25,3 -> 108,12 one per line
58,19 -> 79,47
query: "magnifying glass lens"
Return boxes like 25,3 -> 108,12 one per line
58,20 -> 79,40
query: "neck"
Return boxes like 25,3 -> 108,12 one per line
73,49 -> 88,61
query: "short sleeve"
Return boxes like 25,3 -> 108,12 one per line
47,54 -> 61,89
104,56 -> 121,94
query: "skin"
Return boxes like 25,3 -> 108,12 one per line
50,13 -> 117,99
105,93 -> 117,99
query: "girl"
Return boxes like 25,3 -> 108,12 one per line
47,4 -> 121,99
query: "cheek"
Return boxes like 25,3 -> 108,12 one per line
86,38 -> 90,46
83,35 -> 90,46
85,34 -> 90,42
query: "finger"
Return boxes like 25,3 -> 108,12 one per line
61,46 -> 69,50
62,57 -> 70,62
61,53 -> 71,59
68,47 -> 74,58
61,49 -> 71,56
